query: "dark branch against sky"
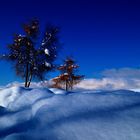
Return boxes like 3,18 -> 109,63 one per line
0,0 -> 140,85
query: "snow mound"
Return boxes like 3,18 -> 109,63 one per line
0,86 -> 25,108
0,86 -> 140,140
49,88 -> 67,94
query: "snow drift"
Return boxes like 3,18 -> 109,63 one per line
0,85 -> 140,140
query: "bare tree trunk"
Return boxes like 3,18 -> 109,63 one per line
66,80 -> 68,91
27,72 -> 33,87
25,63 -> 29,87
71,80 -> 73,90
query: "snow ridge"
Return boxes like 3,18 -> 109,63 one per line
0,85 -> 140,140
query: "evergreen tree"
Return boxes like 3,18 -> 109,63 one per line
52,57 -> 84,91
4,20 -> 60,87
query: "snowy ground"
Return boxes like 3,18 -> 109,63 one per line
0,85 -> 140,140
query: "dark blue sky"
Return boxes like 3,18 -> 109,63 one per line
0,0 -> 140,85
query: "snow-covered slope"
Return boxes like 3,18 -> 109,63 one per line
0,85 -> 140,140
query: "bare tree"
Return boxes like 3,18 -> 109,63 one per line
52,57 -> 84,91
2,20 -> 60,87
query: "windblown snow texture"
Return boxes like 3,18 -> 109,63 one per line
0,85 -> 140,140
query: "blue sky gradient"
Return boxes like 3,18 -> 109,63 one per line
0,0 -> 140,85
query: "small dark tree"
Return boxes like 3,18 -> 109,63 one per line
52,57 -> 84,91
3,20 -> 60,87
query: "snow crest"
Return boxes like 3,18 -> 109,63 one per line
0,85 -> 140,140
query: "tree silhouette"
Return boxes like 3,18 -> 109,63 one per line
52,57 -> 84,91
4,19 -> 60,87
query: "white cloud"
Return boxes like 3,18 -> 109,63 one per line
76,68 -> 140,91
102,68 -> 140,79
4,81 -> 53,88
3,68 -> 140,91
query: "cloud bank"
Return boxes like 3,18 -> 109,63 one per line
2,68 -> 140,91
76,68 -> 140,91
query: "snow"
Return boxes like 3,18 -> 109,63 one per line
0,85 -> 140,140
45,61 -> 51,67
49,88 -> 66,94
64,72 -> 68,75
44,48 -> 50,55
